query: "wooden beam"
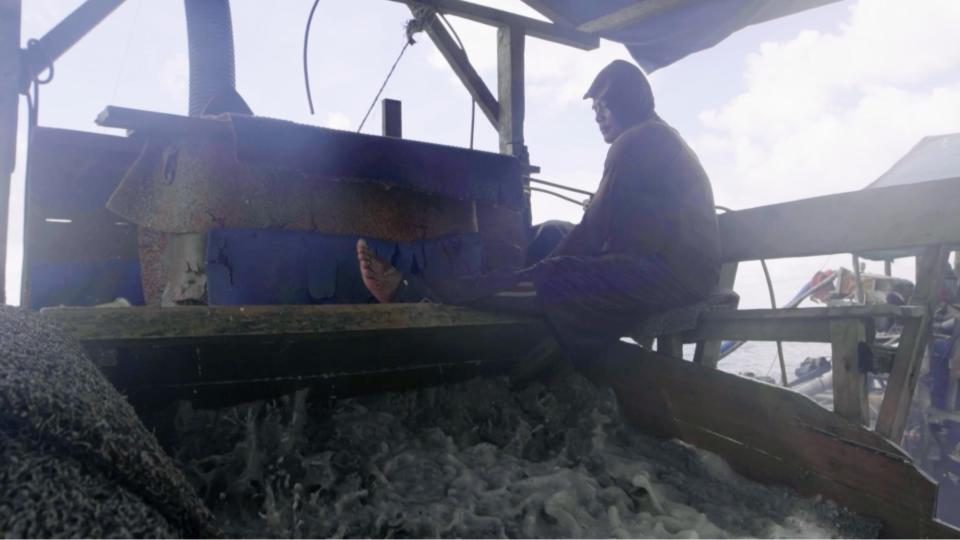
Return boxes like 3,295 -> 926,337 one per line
0,0 -> 20,305
42,304 -> 551,407
40,303 -> 544,347
394,0 -> 599,50
657,333 -> 683,357
830,320 -> 870,425
577,0 -> 687,33
408,6 -> 499,128
718,176 -> 960,263
876,245 -> 947,441
684,305 -> 924,344
700,304 -> 924,322
686,316 -> 830,343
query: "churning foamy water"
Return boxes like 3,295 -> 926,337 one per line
172,372 -> 877,538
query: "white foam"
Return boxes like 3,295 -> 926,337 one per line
172,374 -> 880,538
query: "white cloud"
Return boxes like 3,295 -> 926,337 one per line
690,0 -> 960,311
324,112 -> 353,131
696,0 -> 960,211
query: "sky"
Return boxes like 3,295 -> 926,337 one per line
8,0 -> 960,312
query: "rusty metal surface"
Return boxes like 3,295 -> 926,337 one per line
106,134 -> 478,241
231,114 -> 525,208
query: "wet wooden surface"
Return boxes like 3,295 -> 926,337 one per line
41,304 -> 551,407
584,342 -> 959,539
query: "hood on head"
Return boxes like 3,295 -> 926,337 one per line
584,59 -> 655,126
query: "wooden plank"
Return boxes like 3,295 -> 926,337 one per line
408,5 -> 500,128
831,320 -> 869,425
694,261 -> 738,367
40,303 -> 546,347
685,305 -> 922,344
577,0 -> 687,33
703,304 -> 924,321
718,176 -> 960,262
685,316 -> 830,343
46,304 -> 550,409
656,333 -> 683,357
392,0 -> 599,49
582,342 -> 958,538
876,245 -> 947,441
0,0 -> 20,305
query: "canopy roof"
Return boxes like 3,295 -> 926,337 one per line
520,0 -> 841,71
865,133 -> 960,190
859,133 -> 960,260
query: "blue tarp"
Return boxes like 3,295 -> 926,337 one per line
205,229 -> 483,305
529,0 -> 840,72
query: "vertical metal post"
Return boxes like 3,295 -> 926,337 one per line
497,25 -> 531,229
884,259 -> 892,277
0,0 -> 21,305
381,98 -> 402,138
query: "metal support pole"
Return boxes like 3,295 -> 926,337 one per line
381,98 -> 402,138
0,0 -> 21,305
20,0 -> 126,91
497,25 -> 530,229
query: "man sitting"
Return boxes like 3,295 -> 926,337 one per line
357,59 -> 721,362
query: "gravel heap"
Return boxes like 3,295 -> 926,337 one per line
0,306 -> 216,538
173,372 -> 880,538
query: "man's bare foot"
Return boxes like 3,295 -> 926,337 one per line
357,239 -> 403,303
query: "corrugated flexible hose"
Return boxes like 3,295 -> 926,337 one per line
184,0 -> 236,117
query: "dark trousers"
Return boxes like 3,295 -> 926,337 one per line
394,221 -> 704,360
394,220 -> 575,315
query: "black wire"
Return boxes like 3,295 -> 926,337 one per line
357,40 -> 410,133
715,205 -> 787,380
303,0 -> 321,114
527,177 -> 594,197
469,99 -> 475,149
526,187 -> 586,207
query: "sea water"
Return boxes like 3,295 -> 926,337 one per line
172,371 -> 877,538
